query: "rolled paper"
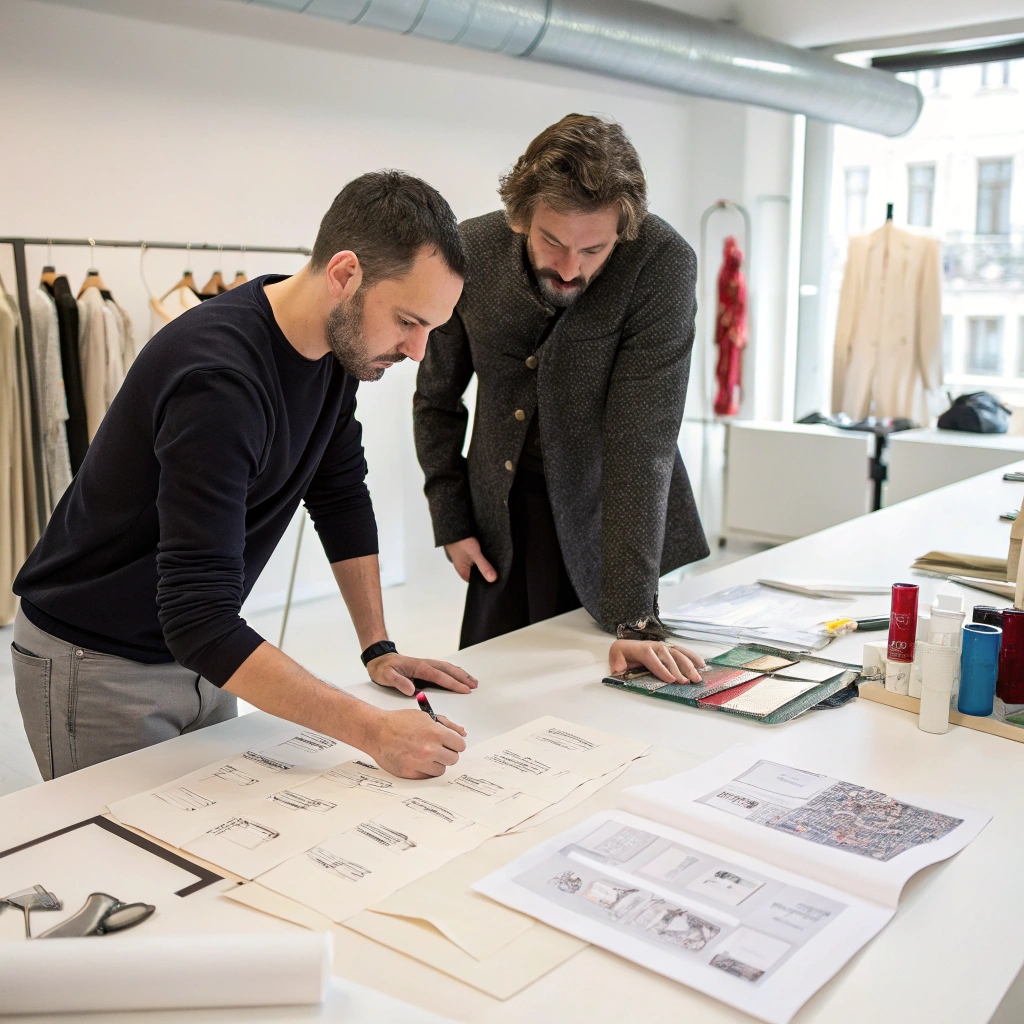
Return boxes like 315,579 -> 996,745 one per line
919,641 -> 959,734
0,931 -> 333,1014
887,583 -> 919,664
958,623 -> 1001,717
998,608 -> 1024,704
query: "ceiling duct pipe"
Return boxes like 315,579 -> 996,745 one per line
238,0 -> 922,136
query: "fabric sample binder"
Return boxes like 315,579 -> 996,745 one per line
604,645 -> 858,724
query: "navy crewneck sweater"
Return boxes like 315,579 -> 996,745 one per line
15,276 -> 377,686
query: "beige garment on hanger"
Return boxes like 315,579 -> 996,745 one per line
0,292 -> 18,624
102,297 -> 126,406
149,286 -> 201,339
77,287 -> 123,441
30,285 -> 72,512
832,221 -> 942,423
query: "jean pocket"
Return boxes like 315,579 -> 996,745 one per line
11,642 -> 54,780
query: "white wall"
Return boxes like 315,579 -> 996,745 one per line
0,0 -> 796,605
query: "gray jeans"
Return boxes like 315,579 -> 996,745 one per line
12,609 -> 237,780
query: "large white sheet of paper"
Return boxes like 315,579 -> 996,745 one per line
619,746 -> 991,908
474,810 -> 892,1024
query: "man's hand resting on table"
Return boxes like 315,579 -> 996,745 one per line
367,652 -> 478,695
365,708 -> 467,779
609,639 -> 706,684
444,537 -> 497,584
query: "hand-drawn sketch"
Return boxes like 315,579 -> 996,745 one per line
307,847 -> 371,882
532,728 -> 596,752
708,927 -> 791,982
687,868 -> 763,907
279,732 -> 338,754
268,790 -> 337,814
355,823 -> 416,851
402,797 -> 474,829
241,750 -> 297,773
583,880 -> 648,920
486,751 -> 550,774
630,899 -> 721,951
209,818 -> 280,849
154,787 -> 215,811
549,870 -> 583,894
206,764 -> 258,786
451,775 -> 505,797
574,822 -> 659,864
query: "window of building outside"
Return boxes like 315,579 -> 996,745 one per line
982,61 -> 1010,89
826,57 -> 1024,410
844,167 -> 869,236
967,317 -> 1003,374
977,158 -> 1013,236
908,164 -> 936,227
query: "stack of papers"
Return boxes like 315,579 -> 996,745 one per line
911,550 -> 1008,581
662,584 -> 851,652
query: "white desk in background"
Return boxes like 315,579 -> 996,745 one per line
4,463 -> 1024,1024
721,421 -> 874,544
884,427 -> 1024,507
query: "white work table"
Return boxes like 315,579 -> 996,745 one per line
4,462 -> 1024,1024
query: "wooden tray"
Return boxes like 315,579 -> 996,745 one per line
859,681 -> 1024,744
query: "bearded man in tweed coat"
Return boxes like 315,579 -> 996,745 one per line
414,114 -> 709,683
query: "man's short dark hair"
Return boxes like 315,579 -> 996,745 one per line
311,170 -> 467,285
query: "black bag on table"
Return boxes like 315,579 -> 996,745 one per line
937,392 -> 1011,434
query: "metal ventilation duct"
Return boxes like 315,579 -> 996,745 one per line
243,0 -> 922,136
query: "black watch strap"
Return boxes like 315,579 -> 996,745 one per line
361,640 -> 397,666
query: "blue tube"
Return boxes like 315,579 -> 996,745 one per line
958,623 -> 1002,717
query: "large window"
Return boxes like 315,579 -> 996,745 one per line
844,167 -> 869,235
825,57 -> 1024,411
967,317 -> 1003,375
907,164 -> 936,227
977,158 -> 1013,236
982,61 -> 1010,88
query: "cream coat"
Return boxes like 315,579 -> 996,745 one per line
832,222 -> 942,423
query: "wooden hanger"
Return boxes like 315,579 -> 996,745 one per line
77,269 -> 107,297
200,270 -> 227,295
227,270 -> 248,289
160,243 -> 198,300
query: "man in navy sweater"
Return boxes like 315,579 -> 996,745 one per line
13,171 -> 473,781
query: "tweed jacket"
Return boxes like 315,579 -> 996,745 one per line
413,211 -> 708,631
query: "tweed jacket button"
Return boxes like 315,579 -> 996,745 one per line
525,355 -> 538,369
514,409 -> 525,421
504,460 -> 514,471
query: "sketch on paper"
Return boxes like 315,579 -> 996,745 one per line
630,899 -> 721,951
206,764 -> 258,787
550,871 -> 583,894
532,728 -> 596,752
323,766 -> 394,791
452,775 -> 505,797
153,787 -> 215,811
699,761 -> 965,862
355,823 -> 416,851
486,750 -> 550,774
210,818 -> 280,849
307,847 -> 371,882
279,732 -> 337,754
708,927 -> 791,982
402,798 -> 474,829
574,822 -> 659,864
241,750 -> 297,773
268,790 -> 337,814
687,868 -> 764,907
583,880 -> 649,920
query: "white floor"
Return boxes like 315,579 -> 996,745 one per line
0,538 -> 763,799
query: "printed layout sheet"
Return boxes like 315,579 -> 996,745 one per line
107,717 -> 650,924
619,746 -> 992,908
474,811 -> 892,1024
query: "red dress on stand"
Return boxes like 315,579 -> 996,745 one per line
713,236 -> 748,417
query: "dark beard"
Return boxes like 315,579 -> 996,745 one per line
326,292 -> 405,382
526,236 -> 604,308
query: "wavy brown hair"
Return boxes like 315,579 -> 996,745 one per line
499,114 -> 648,241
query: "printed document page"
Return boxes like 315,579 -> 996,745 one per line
619,746 -> 992,908
474,810 -> 892,1024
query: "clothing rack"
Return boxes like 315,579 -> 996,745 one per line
1,236 -> 313,643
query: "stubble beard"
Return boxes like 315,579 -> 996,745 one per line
326,292 -> 406,382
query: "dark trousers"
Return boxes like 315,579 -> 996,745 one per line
459,466 -> 581,649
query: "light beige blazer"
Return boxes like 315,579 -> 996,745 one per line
832,222 -> 942,423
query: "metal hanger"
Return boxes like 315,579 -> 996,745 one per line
77,238 -> 108,297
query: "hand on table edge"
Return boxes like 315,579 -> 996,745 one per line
223,641 -> 468,779
609,638 -> 706,684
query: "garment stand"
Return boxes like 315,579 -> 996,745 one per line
695,201 -> 751,546
0,235 -> 313,645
